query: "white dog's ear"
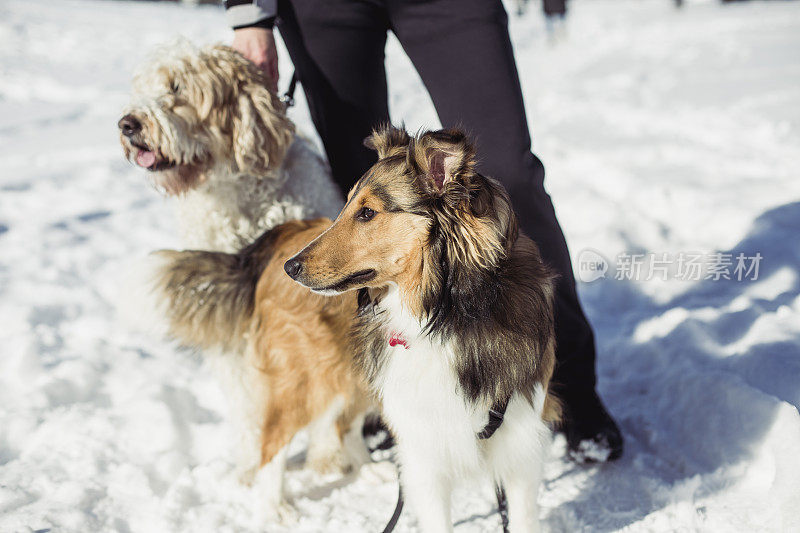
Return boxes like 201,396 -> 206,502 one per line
232,81 -> 295,176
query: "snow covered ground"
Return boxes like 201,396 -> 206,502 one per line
1,0 -> 799,531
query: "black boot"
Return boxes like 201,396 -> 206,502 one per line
561,389 -> 623,463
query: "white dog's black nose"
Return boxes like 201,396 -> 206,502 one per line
118,114 -> 142,137
284,258 -> 303,280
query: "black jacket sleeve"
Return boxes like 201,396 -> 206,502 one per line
224,0 -> 277,30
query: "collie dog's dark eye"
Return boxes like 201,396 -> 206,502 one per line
356,207 -> 375,221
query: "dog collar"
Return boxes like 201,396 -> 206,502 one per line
388,331 -> 410,350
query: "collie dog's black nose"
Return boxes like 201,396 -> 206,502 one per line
284,258 -> 303,279
118,114 -> 141,137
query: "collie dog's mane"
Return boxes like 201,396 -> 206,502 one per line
356,127 -> 557,405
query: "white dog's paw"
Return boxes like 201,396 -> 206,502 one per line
358,460 -> 397,484
237,465 -> 259,486
306,446 -> 350,475
257,500 -> 300,525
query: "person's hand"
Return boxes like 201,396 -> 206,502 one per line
232,27 -> 279,92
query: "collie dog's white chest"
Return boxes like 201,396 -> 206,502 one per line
375,288 -> 488,476
366,287 -> 550,533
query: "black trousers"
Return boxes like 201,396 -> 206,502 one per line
277,0 -> 598,405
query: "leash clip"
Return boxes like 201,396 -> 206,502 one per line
280,71 -> 299,108
477,407 -> 506,440
279,93 -> 295,108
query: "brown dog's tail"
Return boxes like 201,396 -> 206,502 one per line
144,229 -> 280,354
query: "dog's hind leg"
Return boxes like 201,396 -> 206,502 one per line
337,392 -> 373,472
253,444 -> 298,524
305,395 -> 349,474
254,401 -> 310,524
219,356 -> 297,523
209,354 -> 265,485
341,411 -> 371,470
307,394 -> 374,476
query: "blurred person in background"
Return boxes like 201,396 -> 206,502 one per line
513,0 -> 568,41
542,0 -> 568,42
513,0 -> 567,18
225,0 -> 623,463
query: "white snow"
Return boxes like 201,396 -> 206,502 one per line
1,0 -> 799,531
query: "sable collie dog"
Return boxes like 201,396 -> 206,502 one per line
285,127 -> 560,532
144,219 -> 370,521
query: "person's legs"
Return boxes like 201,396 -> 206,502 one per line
276,0 -> 395,453
390,0 -> 622,460
276,0 -> 390,192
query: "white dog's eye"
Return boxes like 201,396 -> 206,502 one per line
170,81 -> 180,94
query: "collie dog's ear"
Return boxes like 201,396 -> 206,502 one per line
364,125 -> 411,159
414,129 -> 476,196
231,71 -> 295,176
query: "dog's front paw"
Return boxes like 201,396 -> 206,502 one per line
237,465 -> 260,486
256,499 -> 300,525
358,460 -> 397,484
306,447 -> 350,475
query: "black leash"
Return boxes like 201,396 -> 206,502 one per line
279,71 -> 298,108
380,482 -> 404,533
495,484 -> 509,533
477,402 -> 508,440
479,397 -> 511,533
380,398 -> 510,533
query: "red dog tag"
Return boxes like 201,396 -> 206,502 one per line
388,331 -> 410,350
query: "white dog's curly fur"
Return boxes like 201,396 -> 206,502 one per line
119,42 -> 361,521
120,41 -> 343,252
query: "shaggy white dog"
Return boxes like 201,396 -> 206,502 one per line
118,42 -> 359,521
119,41 -> 343,252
